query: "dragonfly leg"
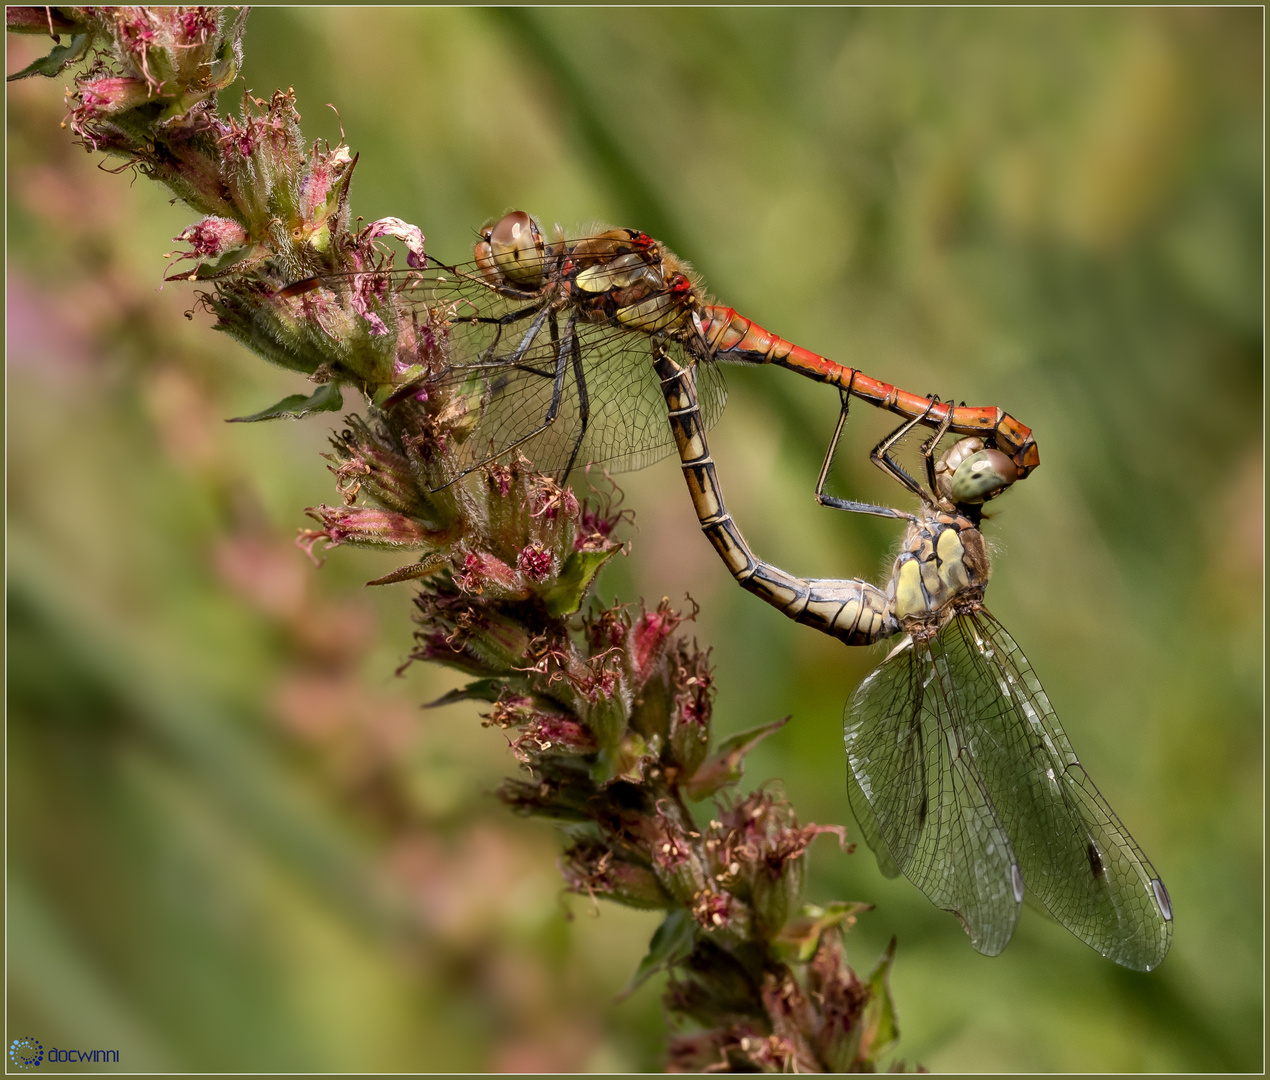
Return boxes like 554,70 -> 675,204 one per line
468,298 -> 556,367
493,303 -> 555,368
386,304 -> 554,405
559,331 -> 590,482
814,385 -> 916,523
532,311 -> 575,431
919,403 -> 956,498
870,400 -> 942,510
435,312 -> 578,486
460,309 -> 562,428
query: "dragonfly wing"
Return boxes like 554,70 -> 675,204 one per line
421,328 -> 727,484
941,610 -> 1173,971
529,333 -> 727,477
845,636 -> 1023,956
270,262 -> 728,486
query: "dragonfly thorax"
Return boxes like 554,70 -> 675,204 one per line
889,512 -> 990,638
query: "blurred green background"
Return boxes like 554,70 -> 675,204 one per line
6,8 -> 1262,1072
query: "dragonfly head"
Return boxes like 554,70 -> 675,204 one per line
475,211 -> 546,289
935,437 -> 1019,510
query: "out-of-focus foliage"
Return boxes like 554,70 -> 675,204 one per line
7,8 -> 1261,1072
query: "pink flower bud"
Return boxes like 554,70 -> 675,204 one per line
453,550 -> 524,596
411,594 -> 534,679
629,598 -> 684,679
667,640 -> 713,774
175,216 -> 248,256
297,504 -> 440,561
178,8 -> 219,43
485,463 -> 514,498
510,714 -> 597,762
528,477 -> 580,524
561,840 -> 671,910
642,810 -> 708,904
68,75 -> 152,145
574,479 -> 631,551
516,542 -> 554,583
807,935 -> 872,1072
327,420 -> 422,515
691,888 -> 750,939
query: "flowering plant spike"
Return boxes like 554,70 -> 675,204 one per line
8,9 -> 916,1071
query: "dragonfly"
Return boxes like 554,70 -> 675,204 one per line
274,211 -> 1039,489
651,343 -> 1173,971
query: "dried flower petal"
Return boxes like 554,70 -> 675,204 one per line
364,216 -> 427,269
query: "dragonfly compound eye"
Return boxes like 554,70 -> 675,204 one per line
949,448 -> 1019,505
481,210 -> 546,288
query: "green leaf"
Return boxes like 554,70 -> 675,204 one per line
203,23 -> 242,91
425,680 -> 506,708
7,33 -> 91,81
770,900 -> 872,964
227,382 -> 344,423
366,553 -> 449,587
541,546 -> 620,616
682,716 -> 788,800
622,908 -> 696,997
591,730 -> 659,787
860,937 -> 900,1065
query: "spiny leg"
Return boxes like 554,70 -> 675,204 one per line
482,307 -> 562,383
869,398 -> 941,509
814,384 -> 914,523
388,299 -> 557,408
474,298 -> 550,363
438,312 -> 579,486
920,404 -> 956,498
559,330 -> 591,483
497,303 -> 557,368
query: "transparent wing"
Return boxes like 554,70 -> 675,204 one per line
254,263 -> 549,389
420,327 -> 727,485
940,610 -> 1173,971
844,636 -> 1023,956
270,263 -> 727,486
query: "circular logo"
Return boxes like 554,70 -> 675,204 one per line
10,1037 -> 43,1068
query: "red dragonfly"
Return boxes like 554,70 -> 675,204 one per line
274,211 -> 1039,489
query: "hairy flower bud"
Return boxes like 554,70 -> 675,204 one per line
515,541 -> 555,583
453,550 -> 527,599
666,1024 -> 775,1074
175,216 -> 249,258
643,811 -> 708,906
510,714 -> 598,763
495,770 -> 594,821
411,592 -> 534,677
668,639 -> 712,776
703,793 -> 845,939
562,840 -> 671,909
298,505 -> 442,560
324,417 -> 428,518
627,599 -> 684,685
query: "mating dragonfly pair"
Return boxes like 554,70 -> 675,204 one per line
275,211 -> 1172,971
